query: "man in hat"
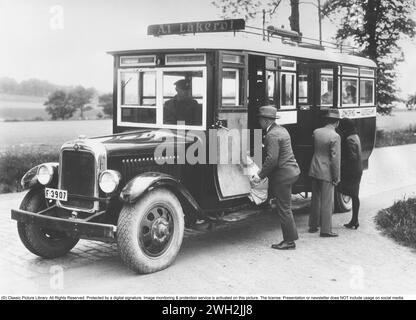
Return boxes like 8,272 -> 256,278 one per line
163,79 -> 202,126
252,105 -> 300,250
308,113 -> 341,237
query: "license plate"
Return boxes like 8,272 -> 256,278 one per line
45,188 -> 68,201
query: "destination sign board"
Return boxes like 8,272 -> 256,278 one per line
147,19 -> 245,36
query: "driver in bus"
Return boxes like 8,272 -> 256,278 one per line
163,79 -> 202,126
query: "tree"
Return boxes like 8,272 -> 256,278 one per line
44,90 -> 76,120
98,93 -> 113,117
211,0 -> 300,32
407,93 -> 416,109
289,0 -> 300,33
0,77 -> 19,94
321,0 -> 416,114
67,86 -> 95,119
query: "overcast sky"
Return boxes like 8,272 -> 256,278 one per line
0,0 -> 415,97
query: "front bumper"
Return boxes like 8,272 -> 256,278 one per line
11,206 -> 116,239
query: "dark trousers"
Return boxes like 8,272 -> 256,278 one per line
309,178 -> 334,233
271,175 -> 299,242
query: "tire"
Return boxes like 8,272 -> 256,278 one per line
117,188 -> 184,274
334,188 -> 352,213
17,189 -> 79,258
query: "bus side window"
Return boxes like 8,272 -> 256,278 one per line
267,70 -> 276,105
298,74 -> 308,104
320,69 -> 334,107
341,77 -> 358,106
280,72 -> 296,109
222,68 -> 241,106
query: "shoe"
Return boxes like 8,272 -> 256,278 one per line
271,241 -> 296,250
344,221 -> 359,229
320,232 -> 338,238
308,227 -> 319,233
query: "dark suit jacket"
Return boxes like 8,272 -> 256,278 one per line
258,123 -> 300,184
308,124 -> 341,183
341,134 -> 363,179
163,96 -> 202,126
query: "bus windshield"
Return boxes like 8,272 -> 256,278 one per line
118,66 -> 206,129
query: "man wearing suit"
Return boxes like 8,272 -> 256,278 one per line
252,105 -> 300,250
308,114 -> 341,237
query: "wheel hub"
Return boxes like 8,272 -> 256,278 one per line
151,217 -> 170,243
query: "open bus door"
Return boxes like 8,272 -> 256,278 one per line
214,51 -> 252,200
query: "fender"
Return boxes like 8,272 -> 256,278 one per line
21,162 -> 59,190
119,172 -> 202,216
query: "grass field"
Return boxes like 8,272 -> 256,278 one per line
376,109 -> 416,131
0,119 -> 112,149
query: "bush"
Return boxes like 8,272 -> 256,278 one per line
0,146 -> 59,193
375,125 -> 416,148
377,105 -> 393,116
375,197 -> 416,249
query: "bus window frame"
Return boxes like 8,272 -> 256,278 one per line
266,56 -> 279,106
218,51 -> 248,111
120,55 -> 157,67
320,68 -> 335,108
340,76 -> 359,108
165,53 -> 206,65
359,77 -> 375,106
117,66 -> 208,131
297,73 -> 309,105
279,71 -> 297,110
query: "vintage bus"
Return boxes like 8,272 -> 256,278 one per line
12,19 -> 377,273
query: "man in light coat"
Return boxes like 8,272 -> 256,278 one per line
308,115 -> 341,237
252,105 -> 300,250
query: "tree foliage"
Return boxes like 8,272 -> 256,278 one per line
67,86 -> 95,119
98,93 -> 113,117
322,0 -> 416,114
44,86 -> 95,120
0,77 -> 70,97
44,90 -> 76,120
407,93 -> 416,109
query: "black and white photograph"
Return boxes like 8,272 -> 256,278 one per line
1,0 -> 416,304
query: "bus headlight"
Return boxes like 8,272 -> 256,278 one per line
37,164 -> 54,185
99,170 -> 121,194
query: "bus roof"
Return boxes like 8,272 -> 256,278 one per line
108,32 -> 377,68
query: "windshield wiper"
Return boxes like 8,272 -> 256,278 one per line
122,77 -> 133,89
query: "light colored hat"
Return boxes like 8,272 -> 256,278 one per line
325,110 -> 340,119
257,105 -> 280,119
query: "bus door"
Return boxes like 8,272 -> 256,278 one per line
294,63 -> 317,191
247,54 -> 266,156
214,51 -> 251,200
294,63 -> 338,192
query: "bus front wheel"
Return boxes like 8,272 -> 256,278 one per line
117,188 -> 184,274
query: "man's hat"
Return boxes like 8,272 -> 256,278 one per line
325,110 -> 340,119
257,105 -> 280,119
174,79 -> 191,90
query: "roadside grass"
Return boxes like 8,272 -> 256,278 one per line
375,125 -> 416,148
0,145 -> 59,193
375,197 -> 416,249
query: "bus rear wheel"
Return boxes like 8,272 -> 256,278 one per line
334,189 -> 352,213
